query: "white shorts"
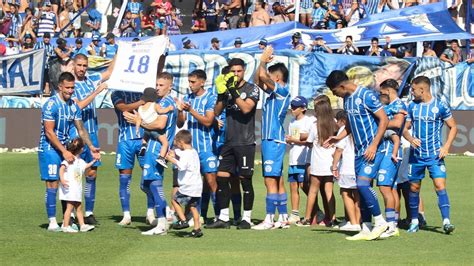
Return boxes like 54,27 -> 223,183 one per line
338,174 -> 357,189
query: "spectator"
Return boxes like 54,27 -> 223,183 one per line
22,7 -> 38,34
101,33 -> 118,59
71,38 -> 87,58
336,19 -> 344,29
87,34 -> 101,56
337,35 -> 359,55
4,1 -> 22,39
309,35 -> 332,53
210,37 -> 220,50
152,0 -> 172,15
203,0 -> 221,32
127,0 -> 143,36
54,37 -> 73,63
281,0 -> 296,21
375,0 -> 393,14
58,2 -> 73,38
141,8 -> 156,36
325,5 -> 344,29
4,35 -> 20,55
120,10 -> 138,37
315,20 -> 327,29
448,0 -> 461,21
37,1 -> 56,38
154,15 -> 167,35
86,8 -> 102,36
165,7 -> 183,35
219,20 -> 228,30
299,0 -> 313,26
422,41 -> 437,57
67,1 -> 81,38
249,0 -> 270,27
310,1 -> 326,29
345,1 -> 367,27
191,9 -> 207,33
182,37 -> 197,49
271,2 -> 290,24
34,32 -> 54,94
0,43 -> 6,56
20,29 -> 36,52
291,32 -> 305,51
440,39 -> 462,65
234,37 -> 243,48
258,38 -> 268,50
223,0 -> 241,29
366,37 -> 383,56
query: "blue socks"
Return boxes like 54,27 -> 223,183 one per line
266,193 -> 278,215
386,208 -> 396,223
150,180 -> 167,218
46,188 -> 57,218
409,190 -> 420,222
436,189 -> 450,221
231,193 -> 241,220
358,192 -> 372,223
119,174 -> 131,212
84,176 -> 96,213
277,193 -> 287,215
357,178 -> 382,217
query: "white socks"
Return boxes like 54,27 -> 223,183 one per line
374,215 -> 386,226
243,210 -> 252,223
219,208 -> 230,222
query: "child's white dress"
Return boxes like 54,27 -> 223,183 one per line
59,159 -> 87,202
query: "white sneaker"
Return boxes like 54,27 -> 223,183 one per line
62,225 -> 79,233
141,226 -> 167,236
47,223 -> 61,232
272,221 -> 290,229
288,214 -> 300,225
366,222 -> 389,240
146,215 -> 157,226
188,217 -> 194,227
118,217 -> 132,226
252,221 -> 274,230
380,227 -> 400,239
339,223 -> 362,232
80,224 -> 95,232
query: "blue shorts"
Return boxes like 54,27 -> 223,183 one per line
199,151 -> 218,174
80,133 -> 101,167
288,165 -> 305,183
142,139 -> 165,181
355,151 -> 384,179
262,140 -> 286,177
408,156 -> 447,181
377,149 -> 400,188
115,139 -> 144,170
38,149 -> 62,181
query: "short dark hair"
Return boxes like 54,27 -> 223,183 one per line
189,69 -> 207,80
74,53 -> 88,62
66,137 -> 85,155
380,79 -> 399,91
450,39 -> 459,45
326,70 -> 348,90
157,72 -> 174,81
346,35 -> 353,41
411,76 -> 430,86
174,130 -> 192,145
228,58 -> 246,69
59,72 -> 75,84
371,37 -> 379,43
268,63 -> 289,83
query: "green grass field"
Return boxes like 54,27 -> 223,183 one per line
1,153 -> 473,265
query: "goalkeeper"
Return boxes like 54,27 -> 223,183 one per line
206,58 -> 261,230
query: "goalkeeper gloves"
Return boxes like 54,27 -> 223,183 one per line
215,74 -> 228,95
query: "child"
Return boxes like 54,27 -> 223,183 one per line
135,87 -> 173,168
59,137 -> 96,233
285,96 -> 315,224
332,110 -> 361,231
166,130 -> 203,238
379,93 -> 401,163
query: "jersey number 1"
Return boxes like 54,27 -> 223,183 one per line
124,55 -> 150,74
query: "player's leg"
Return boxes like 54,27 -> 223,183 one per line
275,176 -> 289,228
237,144 -> 256,229
407,159 -> 426,233
39,150 -> 61,231
115,140 -> 138,226
230,174 -> 242,224
429,159 -> 454,233
253,177 -> 279,230
201,151 -> 219,220
377,152 -> 398,236
83,133 -> 101,224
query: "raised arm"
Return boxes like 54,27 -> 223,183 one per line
73,83 -> 108,110
256,46 -> 276,91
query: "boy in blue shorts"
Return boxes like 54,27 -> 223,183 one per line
403,76 -> 458,234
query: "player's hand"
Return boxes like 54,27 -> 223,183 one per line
62,150 -> 75,164
364,144 -> 377,161
182,102 -> 191,111
323,136 -> 338,148
60,178 -> 69,188
217,119 -> 224,129
224,73 -> 238,90
123,110 -> 138,124
438,146 -> 449,159
260,46 -> 274,63
96,82 -> 108,93
174,97 -> 184,111
391,154 -> 399,163
90,146 -> 101,161
215,74 -> 228,95
410,138 -> 421,148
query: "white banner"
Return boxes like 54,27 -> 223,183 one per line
107,36 -> 168,93
0,49 -> 45,95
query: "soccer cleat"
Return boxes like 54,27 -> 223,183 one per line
205,219 -> 230,229
339,223 -> 362,232
80,224 -> 95,232
62,225 -> 79,233
173,220 -> 190,230
141,226 -> 167,236
47,224 -> 62,232
366,222 -> 389,240
237,220 -> 252,230
252,221 -> 274,230
84,215 -> 98,225
418,214 -> 427,228
146,215 -> 157,226
139,144 -> 146,156
407,223 -> 419,233
288,214 -> 300,225
156,156 -> 168,169
272,221 -> 290,229
190,229 -> 203,238
69,216 -> 77,226
118,217 -> 132,226
443,223 -> 455,234
346,230 -> 371,241
295,219 -> 311,227
380,228 -> 400,239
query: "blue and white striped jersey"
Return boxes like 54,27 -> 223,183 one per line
148,95 -> 178,153
209,86 -> 226,152
344,86 -> 384,156
111,90 -> 143,141
407,97 -> 452,159
39,94 -> 82,152
262,82 -> 290,142
37,11 -> 56,37
127,2 -> 143,15
183,90 -> 217,153
382,98 -> 407,156
34,41 -> 55,67
69,73 -> 102,137
102,43 -> 118,59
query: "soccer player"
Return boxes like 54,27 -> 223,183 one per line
38,72 -> 100,231
111,89 -> 146,226
206,58 -> 260,230
252,46 -> 291,230
69,53 -> 115,225
325,70 -> 389,241
403,76 -> 457,234
177,70 -> 218,221
124,72 -> 178,236
376,79 -> 407,238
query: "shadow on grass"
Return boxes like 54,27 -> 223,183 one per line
39,223 -> 49,229
168,231 -> 193,238
310,227 -> 355,236
420,225 -> 445,234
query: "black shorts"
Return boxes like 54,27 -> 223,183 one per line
218,144 -> 255,177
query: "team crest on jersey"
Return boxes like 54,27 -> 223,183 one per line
440,165 -> 446,172
209,161 -> 216,169
355,98 -> 362,105
46,100 -> 54,110
378,174 -> 385,182
265,165 -> 272,173
240,92 -> 247,100
431,107 -> 439,114
371,95 -> 377,102
364,166 -> 372,174
71,105 -> 77,113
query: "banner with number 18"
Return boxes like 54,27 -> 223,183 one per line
107,36 -> 168,93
